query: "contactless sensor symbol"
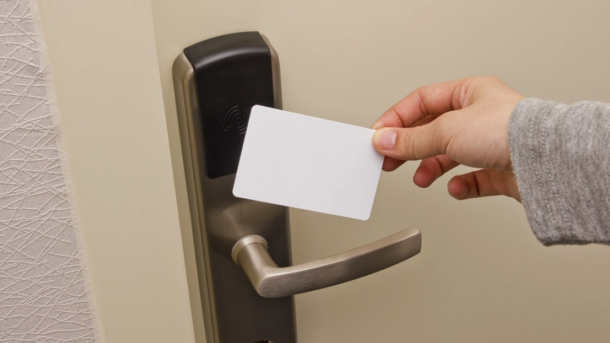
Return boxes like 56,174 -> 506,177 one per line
222,105 -> 248,134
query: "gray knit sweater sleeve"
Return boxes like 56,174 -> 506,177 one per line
508,98 -> 610,246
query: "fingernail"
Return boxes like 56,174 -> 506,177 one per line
374,129 -> 397,150
371,122 -> 383,130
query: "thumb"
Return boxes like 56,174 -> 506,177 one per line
372,124 -> 446,161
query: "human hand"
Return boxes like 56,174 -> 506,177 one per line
371,76 -> 524,201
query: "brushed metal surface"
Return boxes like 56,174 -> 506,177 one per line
232,228 -> 421,298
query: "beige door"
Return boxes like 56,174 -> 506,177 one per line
37,1 -> 610,342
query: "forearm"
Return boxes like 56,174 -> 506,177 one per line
509,98 -> 610,245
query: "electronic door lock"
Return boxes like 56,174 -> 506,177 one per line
180,31 -> 280,179
173,31 -> 421,343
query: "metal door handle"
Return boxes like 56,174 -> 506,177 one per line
232,227 -> 421,298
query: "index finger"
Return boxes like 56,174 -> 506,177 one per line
372,78 -> 467,130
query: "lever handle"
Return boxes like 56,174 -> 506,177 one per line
231,227 -> 421,298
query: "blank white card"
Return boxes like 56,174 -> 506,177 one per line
233,105 -> 384,220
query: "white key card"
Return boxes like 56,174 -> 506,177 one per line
233,105 -> 383,220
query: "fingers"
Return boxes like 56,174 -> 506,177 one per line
382,157 -> 406,172
372,116 -> 452,161
413,155 -> 459,188
371,79 -> 466,130
447,169 -> 520,201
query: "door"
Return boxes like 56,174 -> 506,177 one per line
37,1 -> 610,342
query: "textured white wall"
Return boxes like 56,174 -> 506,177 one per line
0,1 -> 96,342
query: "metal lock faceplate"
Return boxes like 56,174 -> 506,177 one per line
173,32 -> 295,343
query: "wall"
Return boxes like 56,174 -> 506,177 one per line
36,1 -> 196,342
29,1 -> 610,342
0,1 -> 97,342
